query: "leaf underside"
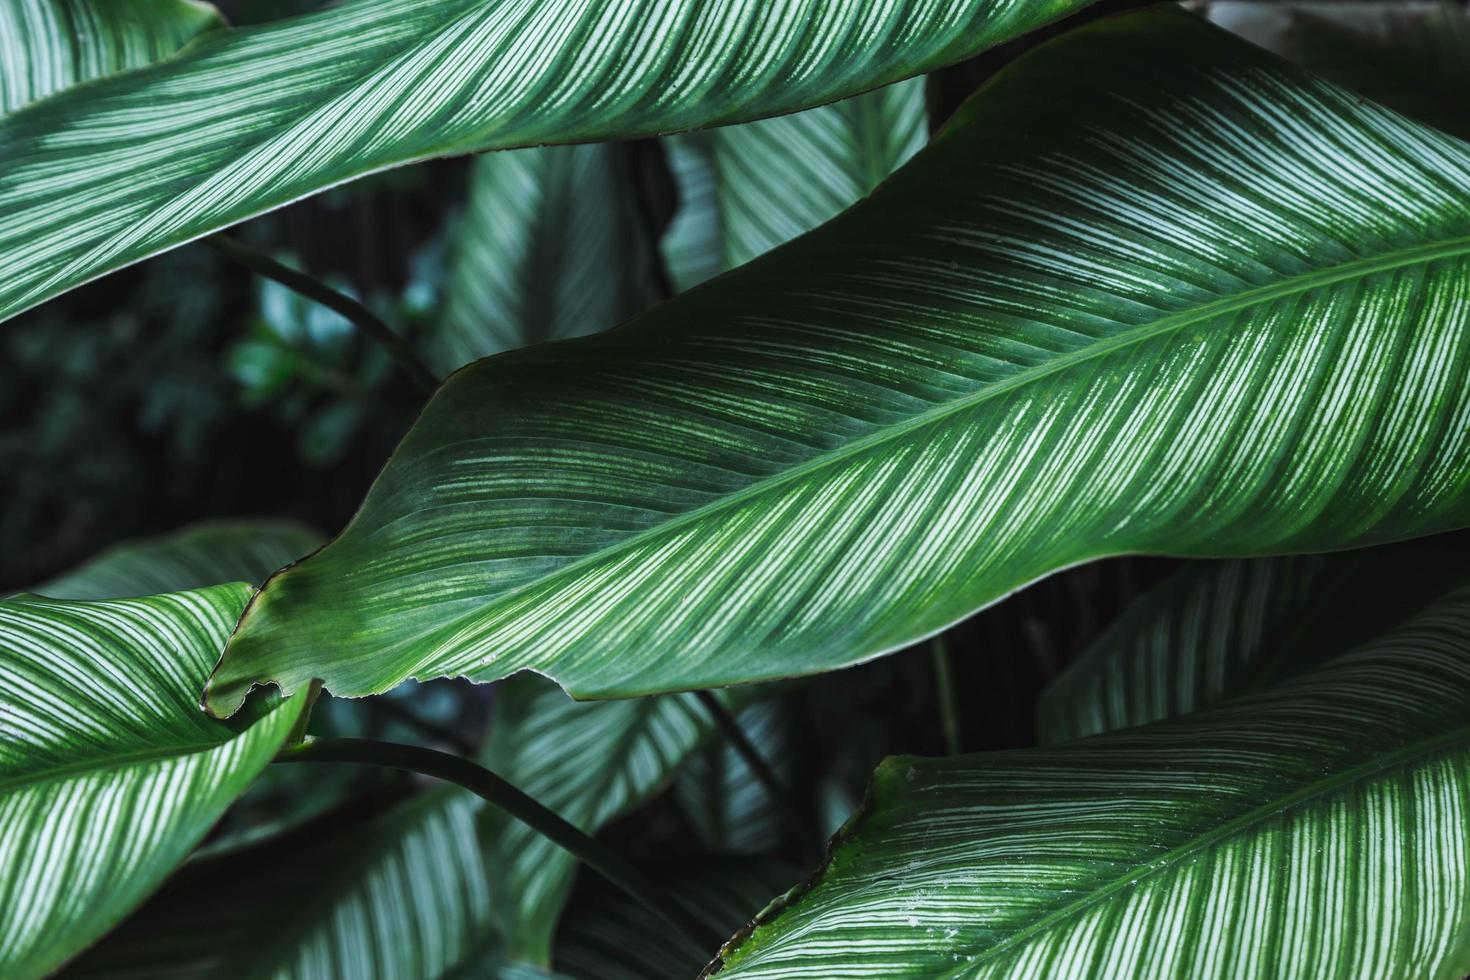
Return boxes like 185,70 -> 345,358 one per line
206,9 -> 1470,715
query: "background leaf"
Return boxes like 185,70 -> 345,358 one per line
64,787 -> 496,980
480,675 -> 719,965
0,0 -> 219,116
661,77 -> 928,290
0,586 -> 304,979
0,0 -> 1093,324
207,8 -> 1470,714
676,698 -> 793,855
1039,543 -> 1468,743
427,144 -> 660,375
33,518 -> 321,600
718,578 -> 1470,978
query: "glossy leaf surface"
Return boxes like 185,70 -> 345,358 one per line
427,144 -> 659,374
662,77 -> 928,289
34,518 -> 322,600
0,586 -> 304,979
718,581 -> 1470,978
65,788 -> 494,979
0,0 -> 218,115
481,675 -> 713,964
1040,545 -> 1468,743
207,9 -> 1470,712
0,0 -> 1091,324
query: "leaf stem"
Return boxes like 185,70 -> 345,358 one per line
931,635 -> 962,755
276,736 -> 719,950
693,691 -> 812,851
209,235 -> 438,392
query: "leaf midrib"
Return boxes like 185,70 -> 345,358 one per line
945,721 -> 1470,975
416,232 -> 1470,674
0,724 -> 258,795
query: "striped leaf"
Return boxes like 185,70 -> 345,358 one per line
63,788 -> 496,980
1040,544 -> 1468,743
676,698 -> 793,854
481,675 -> 715,965
0,586 -> 305,979
0,0 -> 219,116
206,8 -> 1470,713
716,579 -> 1470,979
0,0 -> 1092,325
662,77 -> 928,290
34,518 -> 322,600
427,144 -> 659,375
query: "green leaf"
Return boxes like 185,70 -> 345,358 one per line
662,77 -> 928,289
481,675 -> 715,965
63,788 -> 498,979
676,698 -> 792,854
34,518 -> 322,600
0,0 -> 1092,325
1284,5 -> 1470,142
427,144 -> 660,374
0,586 -> 305,979
206,8 -> 1470,713
716,579 -> 1470,978
554,858 -> 802,979
0,0 -> 219,116
1040,545 -> 1468,743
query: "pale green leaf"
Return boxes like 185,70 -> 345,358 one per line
0,0 -> 1091,324
0,0 -> 219,116
34,518 -> 322,600
663,77 -> 928,289
0,586 -> 305,979
481,674 -> 715,965
1039,545 -> 1468,743
206,9 -> 1470,713
716,579 -> 1470,979
63,788 -> 497,979
427,144 -> 659,375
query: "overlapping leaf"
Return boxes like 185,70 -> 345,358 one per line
0,0 -> 1093,324
0,0 -> 219,116
64,788 -> 495,979
427,144 -> 660,374
481,675 -> 715,965
207,9 -> 1470,713
34,518 -> 322,600
677,699 -> 793,855
1040,544 -> 1468,743
0,586 -> 304,979
716,579 -> 1470,978
661,77 -> 928,290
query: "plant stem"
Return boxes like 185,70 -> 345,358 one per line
209,234 -> 439,393
931,635 -> 962,755
693,691 -> 811,851
276,736 -> 719,949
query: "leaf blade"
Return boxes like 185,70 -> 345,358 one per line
717,580 -> 1470,978
0,586 -> 304,979
0,0 -> 1092,324
206,8 -> 1470,714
